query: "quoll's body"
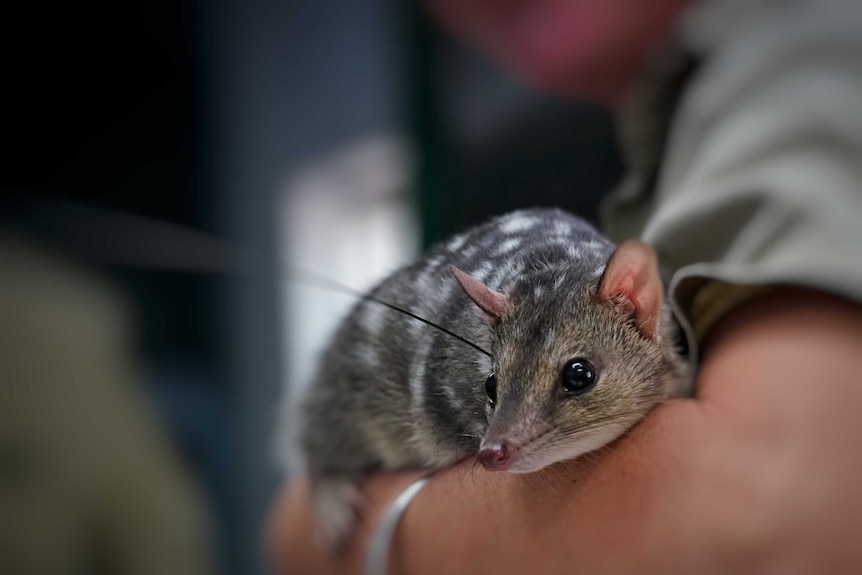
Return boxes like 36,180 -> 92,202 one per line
298,208 -> 691,545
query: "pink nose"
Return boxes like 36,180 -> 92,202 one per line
478,444 -> 510,471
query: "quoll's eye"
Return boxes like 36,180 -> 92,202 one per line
485,373 -> 497,407
561,359 -> 597,394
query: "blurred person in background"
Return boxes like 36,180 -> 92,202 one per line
0,235 -> 214,575
268,0 -> 862,572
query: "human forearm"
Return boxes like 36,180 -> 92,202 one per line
269,288 -> 862,574
393,289 -> 862,573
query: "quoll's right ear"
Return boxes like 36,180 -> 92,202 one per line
450,265 -> 509,319
597,240 -> 663,339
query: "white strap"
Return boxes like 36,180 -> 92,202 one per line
363,476 -> 430,575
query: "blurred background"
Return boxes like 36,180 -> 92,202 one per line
0,1 -> 621,573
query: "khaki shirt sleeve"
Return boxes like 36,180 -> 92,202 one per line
637,0 -> 862,353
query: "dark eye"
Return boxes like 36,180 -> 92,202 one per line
485,373 -> 497,407
561,359 -> 597,394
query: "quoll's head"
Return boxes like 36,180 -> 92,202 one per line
451,240 -> 686,473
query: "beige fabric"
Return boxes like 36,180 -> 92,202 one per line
604,0 -> 862,358
690,281 -> 774,342
0,236 -> 214,575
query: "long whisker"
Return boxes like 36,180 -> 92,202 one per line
290,267 -> 492,357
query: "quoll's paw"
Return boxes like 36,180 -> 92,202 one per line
311,476 -> 365,552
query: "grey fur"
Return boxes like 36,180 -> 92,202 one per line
297,208 -> 692,545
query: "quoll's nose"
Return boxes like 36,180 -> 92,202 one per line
478,443 -> 510,471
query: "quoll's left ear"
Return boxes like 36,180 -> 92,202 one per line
598,240 -> 663,339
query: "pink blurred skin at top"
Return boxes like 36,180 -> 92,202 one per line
426,0 -> 691,108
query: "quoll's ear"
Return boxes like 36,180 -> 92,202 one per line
450,265 -> 509,319
598,240 -> 663,339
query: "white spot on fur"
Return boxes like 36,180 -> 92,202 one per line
592,264 -> 606,279
357,301 -> 386,336
472,262 -> 494,281
409,360 -> 427,404
414,255 -> 445,293
499,214 -> 538,234
552,220 -> 571,236
533,285 -> 544,299
426,255 -> 445,274
493,237 -> 522,256
409,337 -> 433,408
462,245 -> 479,259
407,314 -> 425,338
473,353 -> 492,375
566,245 -> 583,260
447,234 -> 467,252
414,268 -> 434,293
488,260 -> 522,291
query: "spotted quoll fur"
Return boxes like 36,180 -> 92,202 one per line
297,208 -> 691,546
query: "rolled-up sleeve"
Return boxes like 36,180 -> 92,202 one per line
638,0 -> 862,346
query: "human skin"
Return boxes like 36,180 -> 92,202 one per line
267,289 -> 862,574
425,0 -> 691,105
266,2 -> 862,572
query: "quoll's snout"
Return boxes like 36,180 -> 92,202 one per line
477,443 -> 510,471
